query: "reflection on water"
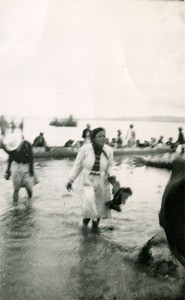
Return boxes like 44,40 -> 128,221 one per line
0,203 -> 38,300
76,234 -> 114,300
0,157 -> 184,300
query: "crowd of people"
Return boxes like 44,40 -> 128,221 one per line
81,123 -> 136,148
2,127 -> 132,223
1,124 -> 185,267
135,127 -> 185,152
80,124 -> 185,153
30,124 -> 185,154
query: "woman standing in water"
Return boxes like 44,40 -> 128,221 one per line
66,127 -> 116,230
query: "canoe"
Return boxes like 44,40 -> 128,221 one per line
32,146 -> 173,159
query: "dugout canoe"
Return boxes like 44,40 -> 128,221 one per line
32,146 -> 173,158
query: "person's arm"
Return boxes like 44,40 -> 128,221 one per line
5,155 -> 13,179
82,129 -> 85,139
2,142 -> 13,179
29,150 -> 34,176
105,147 -> 114,175
25,141 -> 34,176
133,156 -> 172,170
105,147 -> 118,184
66,147 -> 85,190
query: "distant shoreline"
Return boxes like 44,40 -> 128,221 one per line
1,115 -> 185,123
78,116 -> 185,123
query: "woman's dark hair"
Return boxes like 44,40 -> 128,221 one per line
90,127 -> 105,142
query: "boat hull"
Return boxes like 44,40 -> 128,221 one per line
32,146 -> 173,158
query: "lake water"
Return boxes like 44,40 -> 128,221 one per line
22,118 -> 184,146
0,149 -> 185,299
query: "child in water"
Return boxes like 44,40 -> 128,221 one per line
107,176 -> 132,211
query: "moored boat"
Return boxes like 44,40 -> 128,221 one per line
49,115 -> 77,127
32,146 -> 173,159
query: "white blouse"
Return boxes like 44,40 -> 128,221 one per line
68,143 -> 115,183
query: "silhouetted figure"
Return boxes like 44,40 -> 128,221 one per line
33,132 -> 47,147
109,138 -> 117,148
64,139 -> 74,147
166,137 -> 173,146
150,137 -> 157,148
166,137 -> 176,150
82,124 -> 91,144
176,127 -> 185,145
157,135 -> 164,145
125,124 -> 136,147
116,129 -> 123,148
136,139 -> 145,148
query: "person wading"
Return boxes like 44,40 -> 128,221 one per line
66,127 -> 117,231
2,131 -> 37,203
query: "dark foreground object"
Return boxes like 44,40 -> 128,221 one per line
162,177 -> 185,267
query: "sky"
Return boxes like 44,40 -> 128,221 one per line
0,0 -> 184,119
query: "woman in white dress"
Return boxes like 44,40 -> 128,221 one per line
66,127 -> 116,230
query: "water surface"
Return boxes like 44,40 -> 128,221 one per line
0,157 -> 184,300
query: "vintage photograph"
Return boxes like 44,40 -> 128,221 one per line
0,0 -> 184,299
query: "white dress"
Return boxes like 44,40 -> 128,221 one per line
68,143 -> 115,219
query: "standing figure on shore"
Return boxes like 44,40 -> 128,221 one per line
66,127 -> 117,231
82,124 -> 91,144
124,124 -> 136,147
157,135 -> 164,146
133,154 -> 185,267
175,127 -> 185,153
2,131 -> 37,203
116,129 -> 124,148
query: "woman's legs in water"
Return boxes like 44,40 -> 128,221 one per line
26,189 -> 32,199
83,218 -> 91,228
13,187 -> 20,203
24,177 -> 34,199
92,218 -> 100,230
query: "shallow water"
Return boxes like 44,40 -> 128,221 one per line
0,156 -> 184,300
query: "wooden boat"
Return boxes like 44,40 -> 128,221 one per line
32,146 -> 173,159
